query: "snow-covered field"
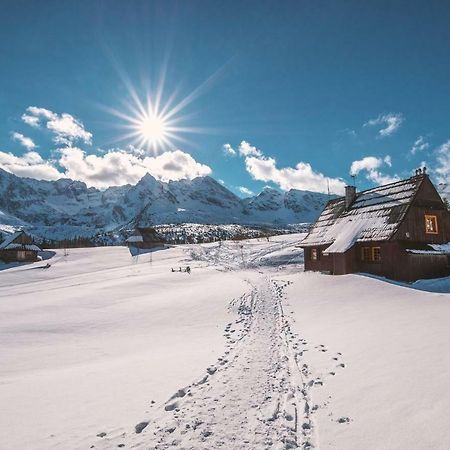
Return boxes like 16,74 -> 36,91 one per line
1,235 -> 449,449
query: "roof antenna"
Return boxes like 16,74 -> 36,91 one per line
327,179 -> 330,197
351,174 -> 356,187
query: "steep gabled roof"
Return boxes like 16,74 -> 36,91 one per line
0,230 -> 41,251
301,175 -> 425,253
0,231 -> 24,249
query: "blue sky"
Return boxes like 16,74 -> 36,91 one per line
0,0 -> 449,195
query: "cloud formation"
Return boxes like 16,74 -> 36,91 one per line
434,140 -> 450,184
223,143 -> 236,156
364,113 -> 404,138
233,141 -> 345,194
410,136 -> 429,155
59,148 -> 212,188
238,141 -> 263,157
0,150 -> 61,181
350,155 -> 399,185
238,186 -> 254,196
0,147 -> 212,189
11,132 -> 36,150
22,106 -> 92,145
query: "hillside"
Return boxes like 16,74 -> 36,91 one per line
0,239 -> 449,449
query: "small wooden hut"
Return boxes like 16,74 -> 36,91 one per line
301,171 -> 450,281
0,231 -> 42,263
125,227 -> 166,249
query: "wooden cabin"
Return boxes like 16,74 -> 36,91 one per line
301,172 -> 450,281
125,227 -> 166,249
0,231 -> 42,263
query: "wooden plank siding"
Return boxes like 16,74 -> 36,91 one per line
393,177 -> 450,244
302,175 -> 450,281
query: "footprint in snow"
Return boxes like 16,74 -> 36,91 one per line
135,421 -> 149,434
337,416 -> 351,424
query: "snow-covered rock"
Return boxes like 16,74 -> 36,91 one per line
0,169 -> 330,239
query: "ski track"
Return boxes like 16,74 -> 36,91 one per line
95,278 -> 324,450
89,241 -> 347,449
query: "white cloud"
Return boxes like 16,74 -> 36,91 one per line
47,113 -> 92,145
364,113 -> 404,138
11,132 -> 36,150
238,141 -> 263,157
21,106 -> 92,145
238,186 -> 254,196
21,114 -> 40,127
58,148 -> 212,188
235,141 -> 345,195
410,136 -> 430,155
434,140 -> 450,184
350,155 -> 399,185
0,150 -> 62,181
223,143 -> 236,156
0,146 -> 211,189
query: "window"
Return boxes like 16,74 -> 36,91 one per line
361,246 -> 381,262
17,251 -> 27,260
361,247 -> 371,261
372,247 -> 381,262
311,248 -> 319,260
425,215 -> 438,234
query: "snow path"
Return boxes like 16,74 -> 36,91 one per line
97,277 -> 317,450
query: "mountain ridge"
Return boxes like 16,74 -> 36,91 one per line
0,169 -> 332,239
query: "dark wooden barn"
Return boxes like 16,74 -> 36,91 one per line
125,227 -> 166,249
301,172 -> 450,281
0,231 -> 42,263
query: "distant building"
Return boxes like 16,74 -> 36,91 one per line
0,231 -> 42,263
301,171 -> 450,281
125,227 -> 166,249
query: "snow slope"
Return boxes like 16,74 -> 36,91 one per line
0,246 -> 249,449
1,236 -> 449,449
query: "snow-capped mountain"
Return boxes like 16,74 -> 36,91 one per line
0,168 -> 330,239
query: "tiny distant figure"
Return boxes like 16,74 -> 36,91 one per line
171,268 -> 175,272
179,267 -> 182,272
186,266 -> 191,274
44,263 -> 51,269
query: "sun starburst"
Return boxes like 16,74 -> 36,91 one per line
100,63 -> 225,153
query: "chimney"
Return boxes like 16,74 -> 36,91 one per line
345,185 -> 356,209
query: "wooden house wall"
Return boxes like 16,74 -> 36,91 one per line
304,241 -> 450,281
0,249 -> 38,263
303,245 -> 332,273
394,177 -> 450,244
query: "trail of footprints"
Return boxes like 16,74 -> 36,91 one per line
92,279 -> 349,449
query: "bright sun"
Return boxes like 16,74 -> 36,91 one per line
105,68 -> 216,152
139,114 -> 167,144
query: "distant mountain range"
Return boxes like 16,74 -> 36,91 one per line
0,169 -> 331,240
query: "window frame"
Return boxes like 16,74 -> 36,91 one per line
372,247 -> 381,262
361,246 -> 371,262
424,214 -> 439,235
361,246 -> 381,263
310,248 -> 319,261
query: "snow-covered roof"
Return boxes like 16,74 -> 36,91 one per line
430,243 -> 450,254
0,231 -> 23,249
0,230 -> 41,251
302,176 -> 425,253
126,235 -> 144,243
